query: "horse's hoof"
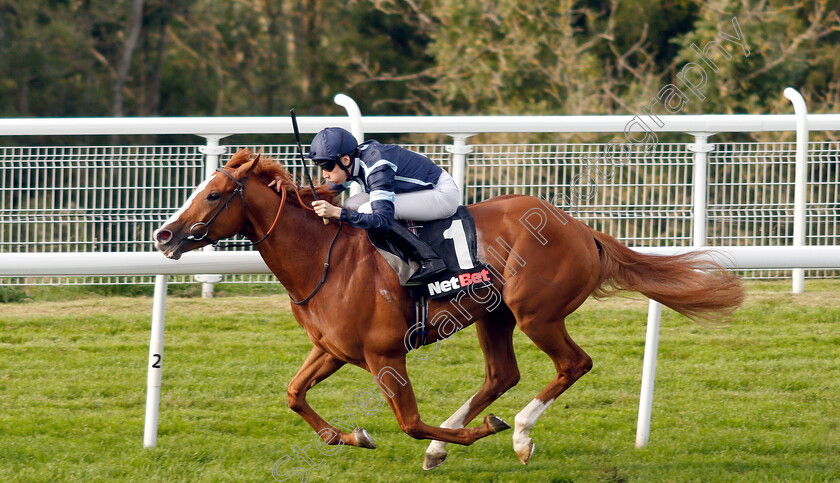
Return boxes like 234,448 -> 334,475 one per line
423,451 -> 447,470
485,414 -> 511,434
353,428 -> 377,449
514,439 -> 535,465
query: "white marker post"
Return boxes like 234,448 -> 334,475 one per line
635,299 -> 662,448
143,274 -> 168,448
784,87 -> 809,294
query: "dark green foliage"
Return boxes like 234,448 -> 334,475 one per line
0,0 -> 836,130
0,285 -> 26,303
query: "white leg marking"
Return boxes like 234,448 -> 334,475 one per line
426,395 -> 475,455
513,398 -> 554,454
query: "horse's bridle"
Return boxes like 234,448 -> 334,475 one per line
187,168 -> 293,249
185,167 -> 342,305
186,168 -> 248,245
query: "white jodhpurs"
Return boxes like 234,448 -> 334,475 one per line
344,170 -> 460,221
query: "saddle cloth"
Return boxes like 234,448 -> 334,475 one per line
368,206 -> 494,300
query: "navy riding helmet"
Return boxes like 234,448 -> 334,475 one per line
306,127 -> 358,174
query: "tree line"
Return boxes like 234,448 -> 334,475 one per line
1,0 -> 837,124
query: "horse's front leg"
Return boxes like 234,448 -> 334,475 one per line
287,346 -> 376,449
367,355 -> 510,445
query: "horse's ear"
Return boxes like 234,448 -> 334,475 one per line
246,151 -> 262,175
225,148 -> 253,169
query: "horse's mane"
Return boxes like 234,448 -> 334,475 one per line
224,148 -> 336,205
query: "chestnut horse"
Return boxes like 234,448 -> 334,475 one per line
153,149 -> 743,469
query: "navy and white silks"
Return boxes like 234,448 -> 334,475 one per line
328,140 -> 460,234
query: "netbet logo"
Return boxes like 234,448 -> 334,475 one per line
426,268 -> 491,297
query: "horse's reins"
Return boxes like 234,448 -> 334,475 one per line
187,167 -> 342,305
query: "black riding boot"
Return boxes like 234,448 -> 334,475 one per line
387,223 -> 447,286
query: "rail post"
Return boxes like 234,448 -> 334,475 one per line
446,134 -> 475,205
195,135 -> 229,297
636,132 -> 715,448
687,133 -> 716,247
784,87 -> 809,294
635,299 -> 662,448
334,94 -> 365,197
144,274 -> 168,448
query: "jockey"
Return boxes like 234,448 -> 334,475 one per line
304,127 -> 460,285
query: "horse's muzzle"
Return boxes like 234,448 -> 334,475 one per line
155,229 -> 173,243
153,227 -> 184,260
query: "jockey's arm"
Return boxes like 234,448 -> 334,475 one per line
338,162 -> 397,234
310,181 -> 349,219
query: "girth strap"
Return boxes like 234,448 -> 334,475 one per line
406,295 -> 428,351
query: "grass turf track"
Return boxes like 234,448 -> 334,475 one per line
0,280 -> 838,482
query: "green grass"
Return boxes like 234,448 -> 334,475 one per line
1,281 -> 839,482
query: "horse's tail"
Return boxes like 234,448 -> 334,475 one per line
588,227 -> 745,323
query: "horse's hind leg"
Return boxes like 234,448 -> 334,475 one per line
287,346 -> 376,449
513,316 -> 592,464
366,355 -> 510,447
424,315 -> 519,470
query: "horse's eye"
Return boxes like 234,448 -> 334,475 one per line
207,192 -> 221,201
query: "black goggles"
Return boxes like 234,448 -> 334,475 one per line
316,159 -> 338,171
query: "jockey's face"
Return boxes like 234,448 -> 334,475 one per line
321,155 -> 350,184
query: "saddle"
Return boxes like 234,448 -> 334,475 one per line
368,206 -> 494,350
